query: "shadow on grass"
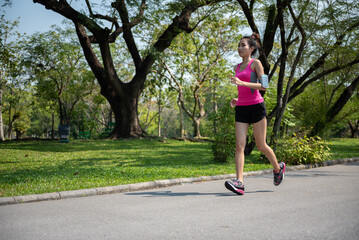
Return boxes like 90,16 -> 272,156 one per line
0,139 -> 225,169
0,152 -> 227,187
0,139 -> 267,169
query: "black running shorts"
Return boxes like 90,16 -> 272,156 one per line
235,102 -> 267,124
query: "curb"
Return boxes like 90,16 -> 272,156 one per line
1,157 -> 358,206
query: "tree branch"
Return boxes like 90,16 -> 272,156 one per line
85,0 -> 119,27
135,0 -> 223,93
262,0 -> 292,54
283,4 -> 307,103
112,0 -> 143,70
109,0 -> 146,43
236,0 -> 259,33
153,0 -> 222,52
288,58 -> 359,102
290,19 -> 359,94
74,23 -> 105,82
310,74 -> 359,136
33,0 -> 105,38
74,23 -> 125,99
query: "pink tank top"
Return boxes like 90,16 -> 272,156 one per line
235,59 -> 264,106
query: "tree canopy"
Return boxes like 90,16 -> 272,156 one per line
1,0 -> 358,141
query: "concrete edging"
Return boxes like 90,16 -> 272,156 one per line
1,157 -> 358,206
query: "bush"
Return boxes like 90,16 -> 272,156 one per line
276,134 -> 331,165
210,102 -> 236,163
212,130 -> 235,163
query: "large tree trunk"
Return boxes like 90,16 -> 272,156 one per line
75,23 -> 147,138
107,93 -> 144,138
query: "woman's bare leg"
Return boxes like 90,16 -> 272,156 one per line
235,122 -> 249,182
253,118 -> 280,172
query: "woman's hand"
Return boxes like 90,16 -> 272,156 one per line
230,98 -> 237,108
230,77 -> 245,86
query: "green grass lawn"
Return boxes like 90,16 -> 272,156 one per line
0,138 -> 358,197
327,138 -> 359,159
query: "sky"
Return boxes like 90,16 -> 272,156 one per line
3,0 -> 66,36
4,1 -> 251,39
3,0 -> 242,63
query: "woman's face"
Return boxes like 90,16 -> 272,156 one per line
238,38 -> 253,58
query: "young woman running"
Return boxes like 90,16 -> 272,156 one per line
225,34 -> 285,195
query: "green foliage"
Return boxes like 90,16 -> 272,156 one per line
276,134 -> 332,165
23,26 -> 97,125
291,70 -> 359,138
157,3 -> 244,137
13,114 -> 30,138
27,104 -> 56,138
2,0 -> 358,141
2,85 -> 34,138
0,15 -> 22,79
210,94 -> 235,163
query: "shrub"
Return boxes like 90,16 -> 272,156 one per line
210,102 -> 236,163
212,130 -> 235,163
276,134 -> 331,165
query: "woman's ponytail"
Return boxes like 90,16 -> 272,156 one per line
241,32 -> 261,58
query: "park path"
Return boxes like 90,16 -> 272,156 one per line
1,162 -> 359,240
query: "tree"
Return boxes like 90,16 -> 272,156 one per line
290,76 -> 359,138
311,75 -> 359,136
162,8 -> 238,137
235,0 -> 359,144
1,78 -> 35,139
347,120 -> 359,138
26,101 -> 56,138
23,27 -> 97,126
33,0 -> 226,139
10,89 -> 32,139
0,15 -> 22,141
140,63 -> 174,137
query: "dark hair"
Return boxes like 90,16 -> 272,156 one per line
240,32 -> 261,57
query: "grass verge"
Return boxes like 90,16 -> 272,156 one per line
0,138 -> 357,197
327,138 -> 359,159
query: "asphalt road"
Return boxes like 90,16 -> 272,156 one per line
1,162 -> 358,240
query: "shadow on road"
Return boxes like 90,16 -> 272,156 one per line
286,171 -> 348,178
125,189 -> 274,197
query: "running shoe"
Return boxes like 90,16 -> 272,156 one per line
273,162 -> 286,186
225,179 -> 245,195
